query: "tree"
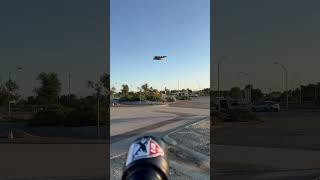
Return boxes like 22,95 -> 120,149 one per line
87,81 -> 102,98
141,84 -> 149,92
251,88 -> 263,102
27,96 -> 36,105
99,73 -> 110,95
0,79 -> 20,106
121,84 -> 129,95
111,87 -> 116,96
229,86 -> 242,99
34,72 -> 61,105
87,74 -> 110,131
5,79 -> 19,94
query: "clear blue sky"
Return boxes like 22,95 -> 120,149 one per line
110,0 -> 210,92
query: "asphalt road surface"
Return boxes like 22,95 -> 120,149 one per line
169,96 -> 210,109
110,97 -> 210,179
213,110 -> 320,180
0,144 -> 108,180
0,97 -> 209,180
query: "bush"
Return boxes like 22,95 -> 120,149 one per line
210,107 -> 259,123
30,108 -> 67,126
225,108 -> 259,122
176,95 -> 191,100
119,92 -> 165,102
64,109 -> 96,126
29,103 -> 107,127
119,94 -> 145,102
166,96 -> 176,102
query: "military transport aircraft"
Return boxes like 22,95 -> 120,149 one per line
153,56 -> 167,60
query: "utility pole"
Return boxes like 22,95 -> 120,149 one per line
217,58 -> 224,111
8,72 -> 11,103
97,88 -> 101,138
217,56 -> 227,99
140,89 -> 142,104
240,72 -> 251,107
315,85 -> 317,104
97,97 -> 100,137
178,80 -> 179,91
68,73 -> 71,103
7,67 -> 23,116
137,87 -> 142,104
286,70 -> 288,110
299,80 -> 302,104
300,86 -> 302,104
197,81 -> 201,96
217,63 -> 220,98
274,61 -> 288,111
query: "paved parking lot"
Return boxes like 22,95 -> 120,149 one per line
0,144 -> 108,180
110,97 -> 210,179
213,110 -> 320,179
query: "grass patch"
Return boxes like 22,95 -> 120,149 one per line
211,108 -> 260,123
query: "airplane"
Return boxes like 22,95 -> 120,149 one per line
153,56 -> 167,60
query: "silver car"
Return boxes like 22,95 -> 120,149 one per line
252,101 -> 280,112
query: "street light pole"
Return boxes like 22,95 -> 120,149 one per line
197,81 -> 201,96
68,73 -> 71,103
217,62 -> 220,98
160,83 -> 166,94
96,87 -> 101,138
286,69 -> 288,110
217,56 -> 227,98
8,71 -> 11,103
274,62 -> 288,111
314,85 -> 317,103
137,87 -> 142,104
8,100 -> 16,120
178,80 -> 179,91
97,97 -> 100,137
240,72 -> 251,107
140,88 -> 142,104
300,86 -> 302,104
7,67 -> 23,117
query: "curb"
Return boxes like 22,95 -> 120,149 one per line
169,160 -> 210,180
162,117 -> 210,168
162,135 -> 177,146
112,104 -> 169,108
162,116 -> 209,142
176,143 -> 210,169
0,138 -> 107,144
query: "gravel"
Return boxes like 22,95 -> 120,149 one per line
168,118 -> 210,156
110,118 -> 210,180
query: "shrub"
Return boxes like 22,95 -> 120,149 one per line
30,108 -> 67,126
176,95 -> 191,100
166,96 -> 176,102
225,108 -> 259,122
64,109 -> 96,126
29,104 -> 104,127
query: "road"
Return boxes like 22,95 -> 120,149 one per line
110,96 -> 210,179
213,110 -> 320,179
0,97 -> 209,180
0,124 -> 108,179
0,144 -> 108,180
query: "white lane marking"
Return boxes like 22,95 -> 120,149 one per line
110,152 -> 127,160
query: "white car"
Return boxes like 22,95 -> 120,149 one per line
251,101 -> 280,112
189,93 -> 198,97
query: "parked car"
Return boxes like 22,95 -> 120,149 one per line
251,101 -> 280,112
189,93 -> 198,97
214,97 -> 229,111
